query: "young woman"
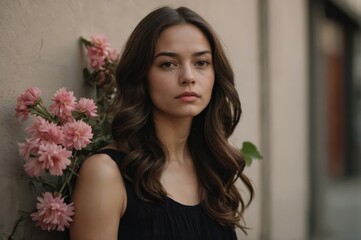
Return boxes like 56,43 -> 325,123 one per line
70,6 -> 254,240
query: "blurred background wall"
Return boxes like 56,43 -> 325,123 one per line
309,0 -> 361,239
0,0 -> 360,239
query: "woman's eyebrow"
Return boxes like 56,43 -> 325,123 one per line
192,50 -> 212,57
153,50 -> 212,59
153,51 -> 177,59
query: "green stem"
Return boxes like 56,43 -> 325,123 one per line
59,151 -> 79,195
36,103 -> 56,122
28,108 -> 47,120
7,213 -> 30,240
28,103 -> 55,122
26,176 -> 57,190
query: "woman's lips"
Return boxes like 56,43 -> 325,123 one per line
175,92 -> 200,102
175,91 -> 200,98
175,91 -> 200,102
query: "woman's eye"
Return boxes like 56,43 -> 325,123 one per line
195,60 -> 209,68
160,61 -> 176,69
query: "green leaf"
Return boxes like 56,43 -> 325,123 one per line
80,37 -> 92,47
240,141 -> 262,166
243,155 -> 252,166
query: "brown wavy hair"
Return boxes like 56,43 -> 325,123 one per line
110,6 -> 254,232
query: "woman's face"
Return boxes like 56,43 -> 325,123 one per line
147,23 -> 215,120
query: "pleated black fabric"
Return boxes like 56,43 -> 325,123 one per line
96,149 -> 237,240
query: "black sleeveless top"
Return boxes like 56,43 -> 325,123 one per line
96,149 -> 237,240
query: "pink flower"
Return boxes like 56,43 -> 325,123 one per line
25,117 -> 45,136
107,48 -> 119,62
31,192 -> 75,231
18,138 -> 41,160
24,157 -> 44,177
87,46 -> 106,70
37,143 -> 72,176
62,120 -> 93,150
75,98 -> 98,118
49,88 -> 76,121
87,35 -> 118,70
23,142 -> 71,177
26,117 -> 63,144
90,35 -> 110,50
15,87 -> 42,121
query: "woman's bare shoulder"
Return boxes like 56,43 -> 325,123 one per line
80,152 -> 120,178
70,152 -> 127,240
73,151 -> 127,207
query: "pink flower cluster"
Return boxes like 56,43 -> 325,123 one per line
15,87 -> 98,232
87,35 -> 119,70
31,192 -> 75,231
15,34 -> 118,234
16,87 -> 96,177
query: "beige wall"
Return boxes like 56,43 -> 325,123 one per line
268,1 -> 309,239
0,0 -> 308,239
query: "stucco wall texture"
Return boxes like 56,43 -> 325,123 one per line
0,0 -> 308,240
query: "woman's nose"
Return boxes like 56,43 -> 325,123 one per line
179,65 -> 196,85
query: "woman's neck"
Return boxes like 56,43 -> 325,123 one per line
153,112 -> 192,164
